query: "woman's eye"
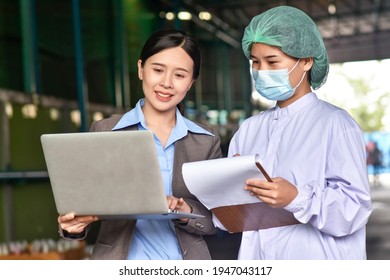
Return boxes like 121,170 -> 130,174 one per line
153,68 -> 163,73
175,73 -> 185,78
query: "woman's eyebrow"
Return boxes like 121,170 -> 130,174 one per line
150,62 -> 190,73
264,54 -> 279,59
250,54 -> 279,60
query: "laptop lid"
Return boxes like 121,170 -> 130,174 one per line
40,130 -> 203,220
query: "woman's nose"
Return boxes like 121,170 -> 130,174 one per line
160,74 -> 173,89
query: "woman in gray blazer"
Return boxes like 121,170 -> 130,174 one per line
57,29 -> 222,260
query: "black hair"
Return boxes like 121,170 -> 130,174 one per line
139,29 -> 201,80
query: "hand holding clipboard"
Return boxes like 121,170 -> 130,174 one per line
182,155 -> 300,232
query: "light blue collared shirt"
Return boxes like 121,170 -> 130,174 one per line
113,99 -> 212,260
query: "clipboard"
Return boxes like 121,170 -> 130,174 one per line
182,155 -> 300,232
211,203 -> 299,233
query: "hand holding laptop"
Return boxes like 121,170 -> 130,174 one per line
58,194 -> 193,236
166,196 -> 193,223
58,213 -> 98,236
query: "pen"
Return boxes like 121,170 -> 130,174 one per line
255,162 -> 273,182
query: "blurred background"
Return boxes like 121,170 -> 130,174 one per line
0,0 -> 389,260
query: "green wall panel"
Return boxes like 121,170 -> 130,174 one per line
9,104 -> 77,171
1,102 -> 79,243
0,186 -> 4,241
12,182 -> 58,242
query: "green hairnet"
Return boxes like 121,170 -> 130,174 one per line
242,6 -> 329,89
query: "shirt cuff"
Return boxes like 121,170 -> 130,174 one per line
284,182 -> 314,213
59,228 -> 86,239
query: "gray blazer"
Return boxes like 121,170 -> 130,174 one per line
84,114 -> 222,259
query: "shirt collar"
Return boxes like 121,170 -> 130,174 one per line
112,99 -> 146,130
272,92 -> 318,119
112,98 -> 214,137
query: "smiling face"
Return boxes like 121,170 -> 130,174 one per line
138,46 -> 195,114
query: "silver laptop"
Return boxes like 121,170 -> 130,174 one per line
40,130 -> 203,220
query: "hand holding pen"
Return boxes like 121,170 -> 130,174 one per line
234,153 -> 298,208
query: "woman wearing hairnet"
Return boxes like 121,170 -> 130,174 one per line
216,6 -> 372,259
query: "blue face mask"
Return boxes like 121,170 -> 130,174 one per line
251,59 -> 306,101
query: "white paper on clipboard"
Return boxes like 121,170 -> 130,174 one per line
182,154 -> 268,209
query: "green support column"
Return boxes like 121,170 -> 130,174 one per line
113,0 -> 130,109
242,60 -> 252,118
222,46 -> 232,113
72,0 -> 89,132
20,0 -> 40,97
0,101 -> 12,242
216,43 -> 225,111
